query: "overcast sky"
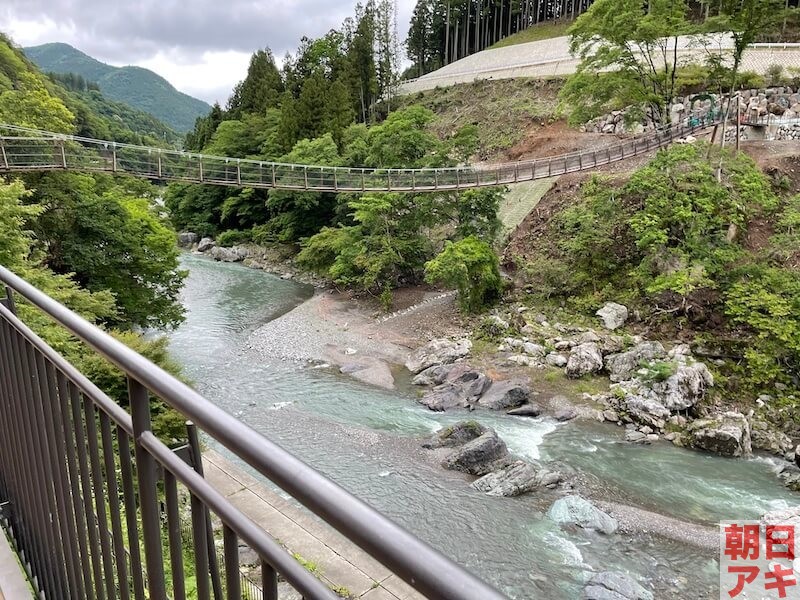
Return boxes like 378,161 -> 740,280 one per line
0,0 -> 416,105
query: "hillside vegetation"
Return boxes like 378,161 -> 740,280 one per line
507,143 -> 800,433
24,42 -> 211,132
0,33 -> 187,439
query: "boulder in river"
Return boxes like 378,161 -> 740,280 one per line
197,237 -> 216,252
547,495 -> 618,534
565,343 -> 604,378
208,245 -> 247,262
405,338 -> 472,374
507,403 -> 543,417
418,369 -> 491,411
471,460 -> 562,497
423,421 -> 488,449
477,379 -> 530,410
441,430 -> 509,476
596,302 -> 629,330
684,411 -> 753,458
583,571 -> 653,600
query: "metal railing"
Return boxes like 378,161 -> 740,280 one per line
0,119 -> 715,193
0,265 -> 507,600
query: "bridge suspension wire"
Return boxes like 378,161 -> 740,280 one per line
0,120 -> 717,193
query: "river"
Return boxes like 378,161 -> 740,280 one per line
167,254 -> 797,599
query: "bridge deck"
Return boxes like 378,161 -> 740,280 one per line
0,121 -> 717,193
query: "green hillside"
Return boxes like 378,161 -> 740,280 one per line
24,42 -> 210,132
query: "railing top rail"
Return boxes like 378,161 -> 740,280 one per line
0,264 -> 507,600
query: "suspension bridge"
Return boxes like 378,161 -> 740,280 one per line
0,120 -> 719,193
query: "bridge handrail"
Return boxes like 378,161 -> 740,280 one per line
0,117 -> 719,192
0,264 -> 507,600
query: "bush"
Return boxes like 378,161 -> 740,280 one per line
217,229 -> 252,247
425,236 -> 503,313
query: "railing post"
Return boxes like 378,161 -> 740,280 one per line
271,164 -> 277,188
0,139 -> 8,169
361,169 -> 366,192
387,170 -> 392,191
303,166 -> 308,190
187,421 -> 223,600
3,286 -> 16,315
199,156 -> 204,182
157,151 -> 162,179
411,170 -> 416,191
236,160 -> 242,185
334,169 -> 339,192
128,379 -> 167,599
59,140 -> 67,169
514,163 -> 519,183
112,143 -> 117,173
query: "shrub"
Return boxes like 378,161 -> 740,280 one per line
425,236 -> 503,313
217,229 -> 252,247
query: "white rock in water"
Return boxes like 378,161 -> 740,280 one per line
596,302 -> 629,330
547,495 -> 618,534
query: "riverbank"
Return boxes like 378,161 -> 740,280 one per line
245,279 -> 782,550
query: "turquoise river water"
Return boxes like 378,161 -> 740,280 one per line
167,254 -> 797,599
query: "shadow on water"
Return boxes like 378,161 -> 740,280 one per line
168,254 -> 796,599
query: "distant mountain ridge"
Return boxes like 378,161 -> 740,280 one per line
24,42 -> 211,133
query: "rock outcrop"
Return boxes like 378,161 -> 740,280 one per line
471,461 -> 561,497
197,237 -> 215,252
596,302 -> 629,331
178,232 -> 198,247
684,412 -> 753,458
405,339 -> 472,374
423,421 -> 488,449
583,572 -> 654,600
507,403 -> 542,417
477,379 -> 530,410
566,343 -> 604,378
441,429 -> 509,476
605,342 -> 666,383
547,495 -> 618,534
418,369 -> 491,411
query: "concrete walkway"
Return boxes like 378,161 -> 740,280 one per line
0,524 -> 33,599
203,450 -> 424,600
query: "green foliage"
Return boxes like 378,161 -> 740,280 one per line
425,236 -> 503,313
515,143 -> 797,400
217,230 -> 253,247
640,360 -> 678,383
26,172 -> 186,330
0,176 -> 185,441
365,105 -> 443,168
562,0 -> 691,126
0,71 -> 75,132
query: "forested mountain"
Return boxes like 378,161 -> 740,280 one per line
0,32 -> 187,438
46,71 -> 181,144
405,0 -> 800,77
23,42 -> 211,132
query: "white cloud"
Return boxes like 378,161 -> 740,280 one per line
1,0 -> 419,105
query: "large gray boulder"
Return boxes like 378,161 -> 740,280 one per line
423,421 -> 488,449
605,342 -> 666,383
750,419 -> 794,455
178,232 -> 198,247
471,461 -> 562,497
684,411 -> 753,458
507,403 -> 543,417
208,245 -> 247,262
566,343 -> 604,378
596,303 -> 629,330
583,572 -> 653,600
477,379 -> 530,410
197,237 -> 215,252
418,370 -> 491,411
406,339 -> 472,374
442,430 -> 509,476
547,495 -> 618,534
411,363 -> 469,386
